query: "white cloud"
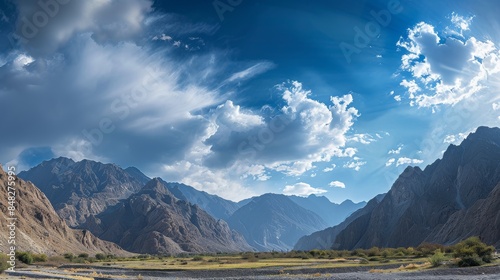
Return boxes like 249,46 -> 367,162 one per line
348,134 -> 375,145
397,16 -> 500,108
443,131 -> 470,144
388,145 -> 403,155
493,102 -> 500,111
396,157 -> 424,167
385,158 -> 396,167
343,160 -> 366,171
394,95 -> 402,102
226,62 -> 275,83
329,180 -> 345,188
323,164 -> 336,172
449,13 -> 474,36
400,79 -> 420,95
153,34 -> 172,41
203,81 -> 360,176
283,182 -> 327,197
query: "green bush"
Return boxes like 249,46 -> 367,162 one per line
78,253 -> 89,259
417,243 -> 445,257
63,253 -> 74,261
95,253 -> 106,260
458,255 -> 483,267
32,253 -> 48,262
0,254 -> 10,272
429,249 -> 445,267
192,256 -> 204,261
16,252 -> 33,264
452,237 -> 495,267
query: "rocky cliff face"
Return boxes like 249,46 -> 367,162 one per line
0,165 -> 129,256
82,178 -> 252,254
19,157 -> 147,227
227,193 -> 328,251
332,126 -> 500,249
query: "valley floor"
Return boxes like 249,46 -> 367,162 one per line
3,260 -> 500,280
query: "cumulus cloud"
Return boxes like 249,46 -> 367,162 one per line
329,180 -> 345,188
203,81 -> 359,176
283,182 -> 327,197
397,15 -> 500,107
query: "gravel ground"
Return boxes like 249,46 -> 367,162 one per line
5,264 -> 500,279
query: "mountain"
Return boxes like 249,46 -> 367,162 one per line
288,195 -> 366,226
0,165 -> 129,256
124,166 -> 151,185
81,178 -> 252,254
18,157 -> 147,227
332,126 -> 500,249
227,193 -> 328,251
294,194 -> 385,250
163,181 -> 239,220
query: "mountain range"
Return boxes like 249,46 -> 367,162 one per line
82,178 -> 251,254
11,127 -> 500,256
18,158 -> 147,227
0,165 -> 128,255
298,126 -> 500,250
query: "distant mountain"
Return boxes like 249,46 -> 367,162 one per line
294,194 -> 385,250
19,157 -> 147,227
332,126 -> 500,249
0,165 -> 129,256
227,193 -> 328,251
163,181 -> 239,220
289,195 -> 366,226
82,178 -> 252,254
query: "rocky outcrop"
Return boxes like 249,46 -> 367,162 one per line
19,157 -> 147,227
0,165 -> 129,256
332,126 -> 500,249
227,193 -> 328,251
82,178 -> 252,254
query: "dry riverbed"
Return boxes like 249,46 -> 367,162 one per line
3,260 -> 500,280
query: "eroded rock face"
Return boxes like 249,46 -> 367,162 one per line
82,178 -> 252,254
19,157 -> 147,227
332,126 -> 500,249
0,166 -> 129,256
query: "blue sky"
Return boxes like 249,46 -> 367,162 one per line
1,0 -> 499,203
